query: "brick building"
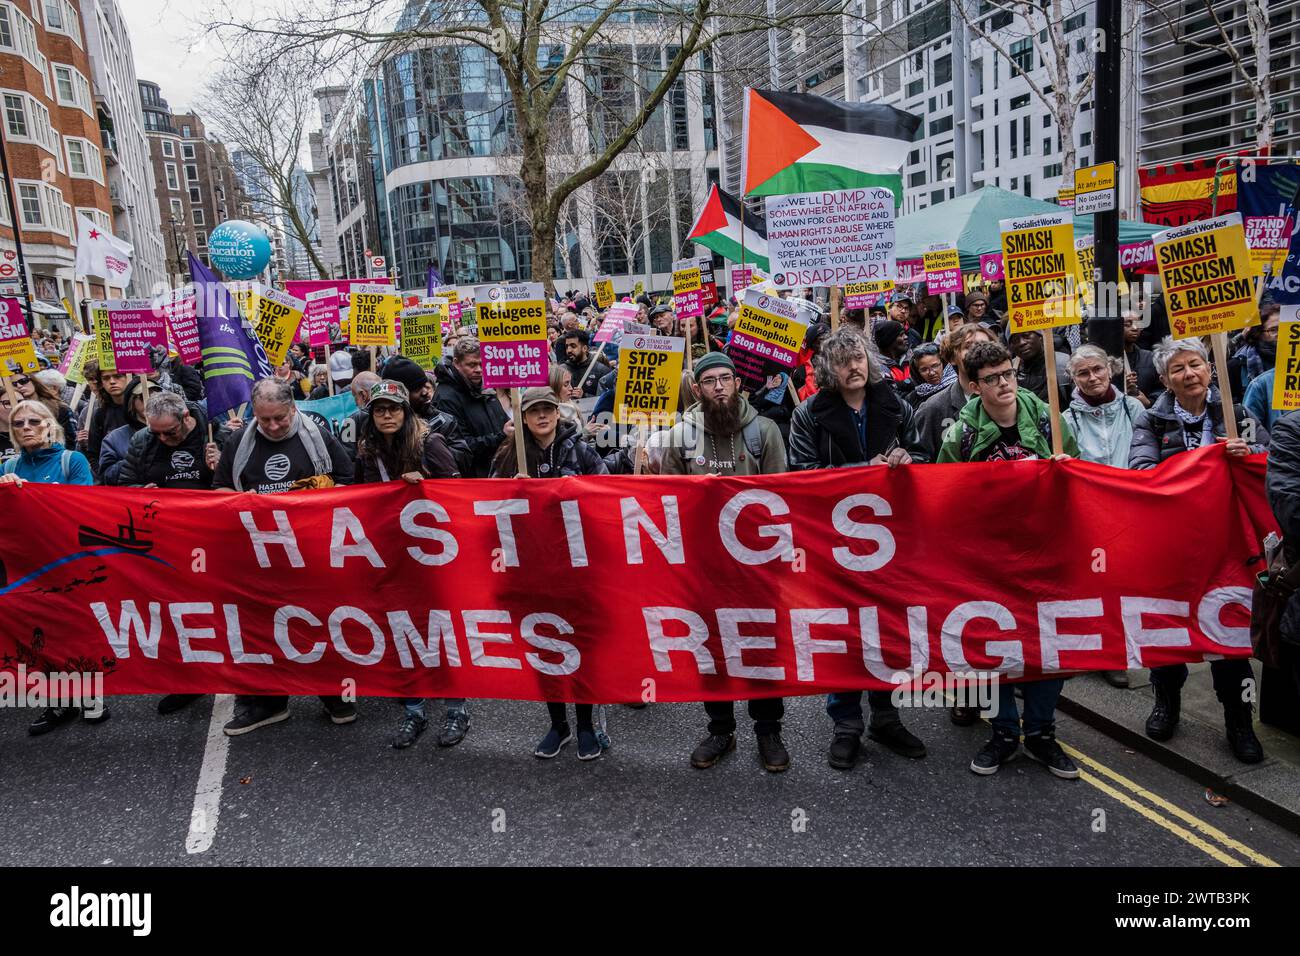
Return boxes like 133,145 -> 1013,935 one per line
0,0 -> 121,315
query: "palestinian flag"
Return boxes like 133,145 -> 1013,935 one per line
687,184 -> 769,270
742,88 -> 920,200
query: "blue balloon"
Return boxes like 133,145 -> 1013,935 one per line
208,220 -> 272,280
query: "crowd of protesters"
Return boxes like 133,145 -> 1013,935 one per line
3,280 -> 1296,782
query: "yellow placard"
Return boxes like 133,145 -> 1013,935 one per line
593,277 -> 615,310
999,213 -> 1080,332
633,280 -> 644,299
62,332 -> 93,384
672,265 -> 702,296
475,296 -> 547,342
400,302 -> 446,369
922,247 -> 960,273
91,300 -> 115,373
1057,186 -> 1075,208
1154,212 -> 1257,340
844,279 -> 894,296
614,333 -> 685,427
350,284 -> 400,347
1272,307 -> 1300,411
250,288 -> 305,367
734,295 -> 808,359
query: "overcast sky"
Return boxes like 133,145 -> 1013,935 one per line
120,0 -> 229,115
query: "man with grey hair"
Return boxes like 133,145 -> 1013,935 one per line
211,377 -> 356,736
787,326 -> 928,768
120,390 -> 229,490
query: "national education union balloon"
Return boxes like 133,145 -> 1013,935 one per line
207,221 -> 272,279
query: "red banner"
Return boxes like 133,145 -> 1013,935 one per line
0,447 -> 1273,701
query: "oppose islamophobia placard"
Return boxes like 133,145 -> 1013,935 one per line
0,297 -> 38,375
765,187 -> 895,288
999,212 -> 1080,333
0,446 -> 1270,701
1154,212 -> 1257,340
474,282 -> 548,388
613,333 -> 685,427
106,298 -> 167,374
303,288 -> 340,347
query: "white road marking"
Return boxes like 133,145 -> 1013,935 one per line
185,694 -> 234,855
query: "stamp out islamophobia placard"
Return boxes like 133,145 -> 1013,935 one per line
474,281 -> 548,389
843,279 -> 894,310
923,243 -> 962,295
765,187 -> 896,288
106,298 -> 167,374
593,276 -> 615,310
400,302 -> 446,369
349,284 -> 400,347
613,333 -> 685,427
1154,212 -> 1257,339
1271,304 -> 1300,411
672,259 -> 704,319
160,286 -> 201,364
303,287 -> 341,347
730,288 -> 813,389
0,296 -> 38,375
999,212 -> 1080,333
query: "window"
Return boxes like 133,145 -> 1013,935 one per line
1010,118 -> 1018,158
16,180 -> 71,234
1023,118 -> 1030,156
0,175 -> 9,225
1022,175 -> 1032,197
1043,163 -> 1063,178
1080,131 -> 1092,147
44,0 -> 82,47
165,162 -> 179,190
189,186 -> 201,204
0,3 -> 41,67
17,183 -> 40,225
906,78 -> 924,98
169,198 -> 183,220
76,207 -> 111,233
1,90 -> 58,155
162,139 -> 174,157
929,115 -> 952,136
182,124 -> 192,137
1043,114 -> 1052,128
1010,38 -> 1034,76
182,143 -> 195,159
185,163 -> 198,182
1065,12 -> 1087,33
192,207 -> 204,225
1010,177 -> 1018,192
933,54 -> 951,86
1043,137 -> 1052,155
4,92 -> 26,138
1010,93 -> 1030,110
66,137 -> 103,182
195,231 -> 207,249
52,64 -> 92,114
37,54 -> 50,99
909,170 -> 926,187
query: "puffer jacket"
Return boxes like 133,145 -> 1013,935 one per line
489,420 -> 608,478
97,378 -> 148,485
434,362 -> 510,477
1128,387 -> 1267,470
1061,387 -> 1144,467
936,388 -> 1080,462
788,378 -> 927,469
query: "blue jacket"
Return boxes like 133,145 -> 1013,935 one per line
1,442 -> 93,485
1243,369 -> 1294,432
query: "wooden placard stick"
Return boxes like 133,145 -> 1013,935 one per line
1210,332 -> 1239,442
511,387 -> 527,477
1041,329 -> 1065,457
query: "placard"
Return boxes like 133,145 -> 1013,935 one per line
1153,212 -> 1257,339
593,276 -> 615,310
349,283 -> 400,347
923,243 -> 962,295
0,296 -> 38,375
730,288 -> 813,389
303,287 -> 340,347
613,333 -> 685,427
106,298 -> 167,374
999,212 -> 1080,332
474,282 -> 548,388
400,301 -> 446,369
765,187 -> 895,288
160,286 -> 201,365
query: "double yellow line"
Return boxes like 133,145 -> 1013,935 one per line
1059,740 -> 1280,867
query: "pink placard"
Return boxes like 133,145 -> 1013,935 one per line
979,253 -> 1005,281
108,299 -> 167,374
730,266 -> 753,293
285,277 -> 390,308
896,258 -> 924,282
303,288 -> 340,347
593,302 -> 640,345
1118,240 -> 1156,273
926,268 -> 962,295
674,289 -> 703,319
480,340 -> 547,389
161,287 -> 201,364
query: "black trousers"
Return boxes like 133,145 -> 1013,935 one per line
547,702 -> 594,730
234,694 -> 344,711
1149,658 -> 1254,706
704,698 -> 784,736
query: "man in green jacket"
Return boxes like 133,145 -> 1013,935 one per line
659,351 -> 791,773
935,339 -> 1081,781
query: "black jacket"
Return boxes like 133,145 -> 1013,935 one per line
166,358 -> 205,402
355,429 -> 459,483
788,379 -> 927,469
1266,415 -> 1300,647
913,378 -> 975,463
489,420 -> 609,478
88,394 -> 130,477
434,363 -> 510,477
119,402 -> 227,488
1124,345 -> 1164,404
1128,388 -> 1268,469
414,404 -> 472,475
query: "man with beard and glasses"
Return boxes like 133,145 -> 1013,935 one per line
659,351 -> 791,773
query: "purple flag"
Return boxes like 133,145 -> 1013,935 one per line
426,263 -> 442,298
190,251 -> 274,417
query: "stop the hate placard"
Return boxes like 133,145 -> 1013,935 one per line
474,282 -> 548,388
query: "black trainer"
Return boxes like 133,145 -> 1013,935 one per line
223,700 -> 290,736
1223,703 -> 1264,764
437,709 -> 469,747
28,706 -> 79,736
391,712 -> 427,750
321,697 -> 357,725
868,720 -> 927,759
950,705 -> 979,726
970,730 -> 1020,775
827,732 -> 861,770
157,694 -> 202,715
690,732 -> 735,768
1022,732 -> 1081,779
1145,685 -> 1180,741
756,732 -> 790,773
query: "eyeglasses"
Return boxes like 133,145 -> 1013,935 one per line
12,418 -> 44,428
697,373 -> 735,389
978,369 -> 1016,387
150,420 -> 185,440
13,377 -> 31,387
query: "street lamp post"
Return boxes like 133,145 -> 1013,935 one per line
167,215 -> 187,284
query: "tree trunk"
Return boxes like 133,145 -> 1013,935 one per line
1248,0 -> 1273,153
520,127 -> 557,296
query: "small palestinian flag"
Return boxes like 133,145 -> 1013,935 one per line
687,184 -> 770,271
742,88 -> 920,201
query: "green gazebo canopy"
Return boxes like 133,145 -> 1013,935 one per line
895,186 -> 1164,273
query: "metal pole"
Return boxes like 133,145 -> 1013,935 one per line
1088,0 -> 1124,358
0,112 -> 38,332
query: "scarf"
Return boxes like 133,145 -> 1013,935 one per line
1173,395 -> 1213,449
258,413 -> 300,442
911,364 -> 956,401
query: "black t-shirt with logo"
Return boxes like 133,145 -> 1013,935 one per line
980,423 -> 1039,462
143,423 -> 214,489
214,427 -> 352,494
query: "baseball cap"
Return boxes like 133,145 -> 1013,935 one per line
369,380 -> 410,410
889,291 -> 913,304
519,386 -> 560,413
329,350 -> 353,382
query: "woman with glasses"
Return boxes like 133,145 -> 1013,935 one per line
1128,336 -> 1267,763
11,371 -> 77,452
1062,345 -> 1144,468
903,342 -> 953,410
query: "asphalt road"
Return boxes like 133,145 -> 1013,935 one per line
1,693 -> 1296,866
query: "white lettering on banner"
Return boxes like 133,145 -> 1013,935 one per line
792,607 -> 849,682
387,610 -> 461,668
172,603 -> 223,664
560,500 -> 589,567
859,606 -> 930,680
1196,587 -> 1252,650
718,608 -> 785,680
830,494 -> 895,571
1121,596 -> 1191,669
226,604 -> 272,664
939,601 -> 1017,673
464,609 -> 523,669
330,507 -> 386,568
1037,599 -> 1104,673
329,606 -> 386,665
240,511 -> 305,568
275,606 -> 326,663
91,600 -> 162,659
719,490 -> 795,565
643,607 -> 718,674
399,501 -> 458,565
620,496 -> 685,565
521,612 -> 581,676
473,499 -> 530,567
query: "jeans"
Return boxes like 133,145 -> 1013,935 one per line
825,690 -> 901,735
400,698 -> 467,718
1150,659 -> 1254,706
704,697 -> 784,736
990,678 -> 1065,738
547,702 -> 594,731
